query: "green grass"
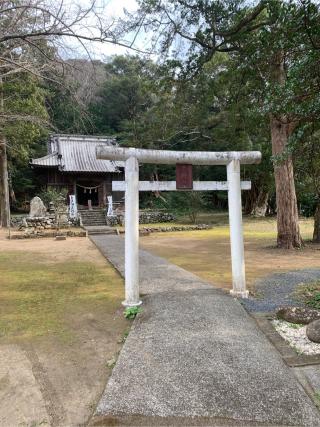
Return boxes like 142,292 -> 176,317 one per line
123,306 -> 142,319
140,215 -> 318,289
0,251 -> 123,340
295,281 -> 320,310
314,390 -> 320,408
128,213 -> 314,241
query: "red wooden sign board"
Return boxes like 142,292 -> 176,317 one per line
176,164 -> 193,190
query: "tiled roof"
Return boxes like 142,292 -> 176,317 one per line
31,134 -> 124,173
30,152 -> 60,168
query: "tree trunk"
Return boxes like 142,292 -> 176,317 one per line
270,51 -> 301,249
270,115 -> 301,248
0,137 -> 10,227
251,190 -> 269,217
313,201 -> 320,243
0,75 -> 10,228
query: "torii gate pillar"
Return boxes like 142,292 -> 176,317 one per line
227,160 -> 248,298
96,146 -> 261,306
124,156 -> 141,306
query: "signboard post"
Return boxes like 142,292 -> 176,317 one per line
69,194 -> 77,219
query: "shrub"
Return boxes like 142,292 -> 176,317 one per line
38,188 -> 68,210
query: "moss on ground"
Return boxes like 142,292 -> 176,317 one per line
0,251 -> 124,341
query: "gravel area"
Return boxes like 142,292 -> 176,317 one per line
273,319 -> 320,356
242,268 -> 320,313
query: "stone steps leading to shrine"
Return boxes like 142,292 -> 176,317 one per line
78,209 -> 107,226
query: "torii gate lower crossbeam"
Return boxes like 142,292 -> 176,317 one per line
96,147 -> 262,306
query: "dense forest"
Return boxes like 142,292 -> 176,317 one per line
1,0 -> 320,249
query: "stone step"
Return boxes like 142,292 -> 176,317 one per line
79,209 -> 105,212
84,226 -> 117,235
80,214 -> 105,218
83,224 -> 107,227
78,209 -> 105,212
79,212 -> 105,217
80,215 -> 106,219
82,221 -> 107,225
82,223 -> 107,226
87,230 -> 116,235
79,209 -> 107,226
81,218 -> 106,222
80,213 -> 105,216
81,216 -> 106,220
80,217 -> 105,220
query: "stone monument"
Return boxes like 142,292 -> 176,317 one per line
29,196 -> 47,218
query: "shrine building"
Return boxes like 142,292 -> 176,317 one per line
30,134 -> 125,208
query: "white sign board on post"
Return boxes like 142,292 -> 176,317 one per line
96,146 -> 261,307
69,195 -> 77,219
107,195 -> 114,217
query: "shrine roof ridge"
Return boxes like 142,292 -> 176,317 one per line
96,146 -> 262,165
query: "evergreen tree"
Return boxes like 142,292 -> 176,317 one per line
120,0 -> 320,248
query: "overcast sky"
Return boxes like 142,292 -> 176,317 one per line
106,0 -> 137,17
67,0 -> 140,60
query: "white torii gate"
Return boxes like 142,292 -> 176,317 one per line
96,146 -> 261,307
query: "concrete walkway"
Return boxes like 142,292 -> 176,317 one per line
91,235 -> 320,426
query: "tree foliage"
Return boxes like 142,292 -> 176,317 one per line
2,0 -> 320,249
116,0 -> 320,248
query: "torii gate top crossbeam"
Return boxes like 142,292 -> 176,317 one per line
96,146 -> 261,165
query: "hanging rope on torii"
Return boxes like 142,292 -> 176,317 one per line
96,146 -> 262,307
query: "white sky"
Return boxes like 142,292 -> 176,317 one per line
106,0 -> 137,17
64,0 -> 141,60
99,0 -> 140,57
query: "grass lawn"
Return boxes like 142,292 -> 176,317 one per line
0,251 -> 124,340
0,232 -> 128,426
140,213 -> 320,291
1,213 -> 319,424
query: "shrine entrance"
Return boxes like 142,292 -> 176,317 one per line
76,181 -> 102,208
97,146 -> 261,306
76,184 -> 99,207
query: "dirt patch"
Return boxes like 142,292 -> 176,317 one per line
18,309 -> 129,427
0,231 -> 129,427
0,229 -> 107,265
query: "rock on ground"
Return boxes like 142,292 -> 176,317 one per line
277,306 -> 320,324
307,319 -> 320,343
29,196 -> 47,218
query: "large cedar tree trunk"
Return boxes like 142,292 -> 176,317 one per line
0,138 -> 10,228
270,52 -> 302,248
313,201 -> 320,243
270,115 -> 301,248
0,75 -> 10,228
